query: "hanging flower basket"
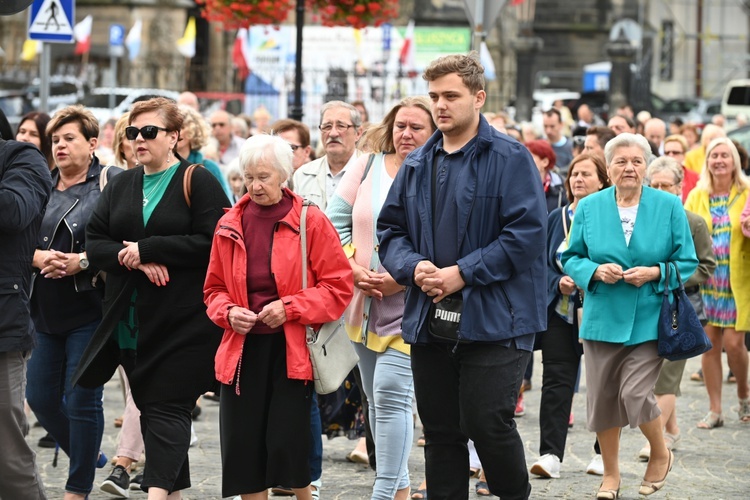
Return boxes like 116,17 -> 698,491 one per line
198,0 -> 296,29
307,0 -> 399,30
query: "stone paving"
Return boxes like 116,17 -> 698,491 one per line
31,354 -> 749,499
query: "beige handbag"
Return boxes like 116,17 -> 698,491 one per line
300,202 -> 359,394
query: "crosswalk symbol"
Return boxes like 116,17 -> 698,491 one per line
28,0 -> 74,43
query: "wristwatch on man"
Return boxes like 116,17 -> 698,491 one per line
79,253 -> 90,270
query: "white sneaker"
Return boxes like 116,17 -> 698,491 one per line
530,453 -> 561,479
586,454 -> 604,475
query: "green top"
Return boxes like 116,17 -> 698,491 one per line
142,163 -> 179,224
116,163 -> 180,351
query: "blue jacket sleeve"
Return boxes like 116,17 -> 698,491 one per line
377,166 -> 427,287
561,200 -> 599,291
456,147 -> 547,286
0,144 -> 52,234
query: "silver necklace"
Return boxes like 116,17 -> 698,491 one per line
142,170 -> 171,206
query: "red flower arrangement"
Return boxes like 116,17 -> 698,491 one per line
307,0 -> 399,30
198,0 -> 398,30
197,0 -> 296,29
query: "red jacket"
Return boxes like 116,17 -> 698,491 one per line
204,189 -> 353,386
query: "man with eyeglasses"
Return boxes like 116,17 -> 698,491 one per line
292,100 -> 363,210
663,134 -> 699,202
209,110 -> 245,169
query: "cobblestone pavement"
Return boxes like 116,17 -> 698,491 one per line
32,355 -> 749,499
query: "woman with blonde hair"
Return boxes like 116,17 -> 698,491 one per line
327,96 -> 436,500
176,105 -> 232,200
685,137 -> 750,428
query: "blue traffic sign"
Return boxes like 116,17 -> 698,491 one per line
28,0 -> 74,43
110,24 -> 125,47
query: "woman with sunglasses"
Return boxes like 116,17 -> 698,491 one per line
26,105 -> 123,500
73,97 -> 230,500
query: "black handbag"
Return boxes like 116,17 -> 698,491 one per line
658,263 -> 712,361
428,293 -> 464,342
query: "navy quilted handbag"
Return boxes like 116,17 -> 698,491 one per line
658,263 -> 712,361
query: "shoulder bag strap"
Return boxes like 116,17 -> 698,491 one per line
183,164 -> 200,208
300,203 -> 309,290
561,206 -> 569,239
361,153 -> 376,183
99,165 -> 111,192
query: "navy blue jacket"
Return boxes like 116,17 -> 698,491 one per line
377,115 -> 548,343
0,140 -> 52,352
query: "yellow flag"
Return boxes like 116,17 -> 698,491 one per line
176,17 -> 196,58
21,39 -> 40,61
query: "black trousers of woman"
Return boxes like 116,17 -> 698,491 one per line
538,313 -> 583,461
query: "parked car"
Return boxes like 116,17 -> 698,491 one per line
721,79 -> 750,119
653,97 -> 721,125
23,76 -> 87,111
75,87 -> 181,123
194,91 -> 245,116
0,89 -> 31,133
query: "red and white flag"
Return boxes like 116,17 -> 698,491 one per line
399,20 -> 415,71
232,28 -> 251,81
74,15 -> 93,55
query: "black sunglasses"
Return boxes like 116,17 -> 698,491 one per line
125,125 -> 168,141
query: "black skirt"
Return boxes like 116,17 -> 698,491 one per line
220,332 -> 312,497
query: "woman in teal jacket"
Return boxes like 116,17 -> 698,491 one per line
562,133 -> 698,499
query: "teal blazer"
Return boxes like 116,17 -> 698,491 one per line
561,186 -> 698,345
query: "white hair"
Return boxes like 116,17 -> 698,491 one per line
604,133 -> 652,166
238,134 -> 294,185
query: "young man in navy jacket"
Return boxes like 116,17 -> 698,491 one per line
377,53 -> 548,500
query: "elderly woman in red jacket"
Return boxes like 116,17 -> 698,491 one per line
204,134 -> 353,500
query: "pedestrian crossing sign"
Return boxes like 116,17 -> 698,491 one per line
28,0 -> 74,43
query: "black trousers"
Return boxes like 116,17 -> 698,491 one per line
138,397 -> 194,493
538,313 -> 583,460
412,341 -> 531,500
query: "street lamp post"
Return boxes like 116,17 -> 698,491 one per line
606,27 -> 636,113
290,0 -> 305,122
512,0 -> 541,123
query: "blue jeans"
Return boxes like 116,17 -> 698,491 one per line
354,343 -> 414,499
26,321 -> 104,495
411,341 -> 531,500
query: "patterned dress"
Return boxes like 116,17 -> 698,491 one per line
703,194 -> 736,327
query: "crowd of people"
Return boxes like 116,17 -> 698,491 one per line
1,50 -> 749,500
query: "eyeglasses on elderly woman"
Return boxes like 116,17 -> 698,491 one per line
125,125 -> 168,140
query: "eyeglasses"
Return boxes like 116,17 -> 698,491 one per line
319,122 -> 356,133
663,150 -> 684,156
650,182 -> 677,190
288,143 -> 303,152
211,122 -> 227,128
572,136 -> 586,146
125,126 -> 168,140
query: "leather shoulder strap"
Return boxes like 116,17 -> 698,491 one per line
183,164 -> 201,207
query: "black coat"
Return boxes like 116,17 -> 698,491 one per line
0,140 -> 53,352
73,161 -> 230,404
